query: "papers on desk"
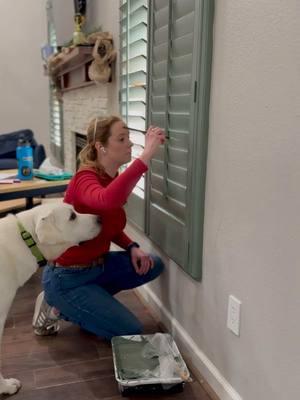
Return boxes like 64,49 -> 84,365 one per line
0,173 -> 20,184
0,179 -> 21,184
0,173 -> 16,180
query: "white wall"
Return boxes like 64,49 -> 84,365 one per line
0,0 -> 50,154
126,1 -> 300,400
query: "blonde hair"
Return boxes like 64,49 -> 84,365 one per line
78,115 -> 122,173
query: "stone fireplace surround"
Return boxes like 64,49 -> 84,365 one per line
63,84 -> 109,172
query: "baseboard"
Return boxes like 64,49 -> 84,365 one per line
136,285 -> 243,400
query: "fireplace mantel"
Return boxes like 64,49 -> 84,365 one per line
51,46 -> 95,92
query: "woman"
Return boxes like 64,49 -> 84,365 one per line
32,116 -> 166,339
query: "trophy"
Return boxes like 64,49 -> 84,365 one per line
73,0 -> 87,45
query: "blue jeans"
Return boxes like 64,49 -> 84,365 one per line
42,251 -> 164,340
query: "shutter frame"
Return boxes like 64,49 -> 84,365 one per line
186,0 -> 214,280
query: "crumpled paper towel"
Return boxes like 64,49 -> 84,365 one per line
37,158 -> 66,176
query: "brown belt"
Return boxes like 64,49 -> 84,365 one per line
48,257 -> 104,269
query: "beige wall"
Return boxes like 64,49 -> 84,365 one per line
51,0 -> 73,46
0,0 -> 50,154
91,1 -> 120,115
52,0 -> 98,46
124,1 -> 300,400
203,1 -> 300,397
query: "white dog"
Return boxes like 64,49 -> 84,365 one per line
0,203 -> 101,395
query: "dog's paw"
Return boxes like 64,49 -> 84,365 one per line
0,378 -> 22,395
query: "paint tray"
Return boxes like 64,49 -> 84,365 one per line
111,333 -> 190,396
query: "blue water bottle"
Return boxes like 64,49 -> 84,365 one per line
16,135 -> 33,180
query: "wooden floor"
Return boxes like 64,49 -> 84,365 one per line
2,271 -> 213,400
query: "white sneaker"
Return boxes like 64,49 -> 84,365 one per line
32,291 -> 60,336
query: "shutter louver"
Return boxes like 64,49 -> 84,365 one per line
120,0 -> 148,200
49,98 -> 62,148
147,0 -> 197,267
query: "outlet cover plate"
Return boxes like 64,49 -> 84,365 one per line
227,295 -> 241,336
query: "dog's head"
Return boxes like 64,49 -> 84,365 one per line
33,203 -> 101,256
92,37 -> 116,64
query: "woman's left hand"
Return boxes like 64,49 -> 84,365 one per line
130,247 -> 154,275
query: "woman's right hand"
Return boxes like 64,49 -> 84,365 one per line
140,126 -> 166,165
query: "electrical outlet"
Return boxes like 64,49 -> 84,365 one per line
227,295 -> 241,336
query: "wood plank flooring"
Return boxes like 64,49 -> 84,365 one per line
2,270 -> 213,400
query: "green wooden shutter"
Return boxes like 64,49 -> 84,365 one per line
120,0 -> 148,229
47,0 -> 64,164
147,0 -> 213,279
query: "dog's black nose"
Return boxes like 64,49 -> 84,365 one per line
97,216 -> 101,224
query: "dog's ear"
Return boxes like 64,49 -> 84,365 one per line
35,210 -> 60,245
107,48 -> 117,63
92,38 -> 101,59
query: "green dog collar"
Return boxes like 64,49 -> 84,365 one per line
17,220 -> 47,267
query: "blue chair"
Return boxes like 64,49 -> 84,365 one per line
0,129 -> 46,170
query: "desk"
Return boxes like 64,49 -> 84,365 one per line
0,170 -> 71,208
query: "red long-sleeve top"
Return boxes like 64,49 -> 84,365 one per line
55,159 -> 148,266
